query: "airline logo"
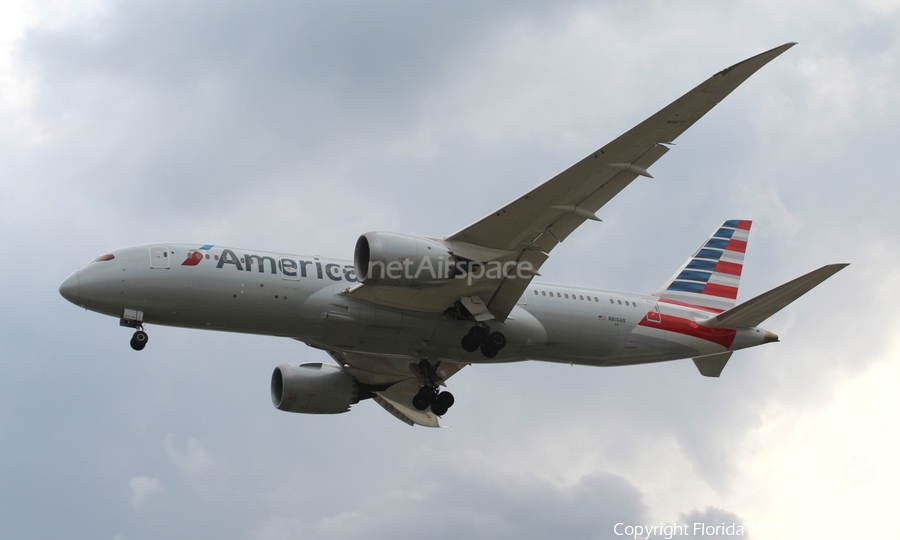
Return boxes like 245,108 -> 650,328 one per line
181,244 -> 215,266
660,220 -> 751,311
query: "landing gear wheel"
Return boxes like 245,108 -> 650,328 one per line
414,385 -> 438,411
436,391 -> 455,409
130,330 -> 148,351
412,394 -> 429,411
487,332 -> 507,350
461,334 -> 480,352
431,403 -> 449,416
416,385 -> 437,404
468,325 -> 489,343
480,345 -> 498,358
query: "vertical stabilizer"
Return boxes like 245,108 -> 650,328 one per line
653,220 -> 751,312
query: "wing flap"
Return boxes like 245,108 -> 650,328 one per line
374,379 -> 441,428
547,213 -> 587,245
486,249 -> 549,320
346,276 -> 498,314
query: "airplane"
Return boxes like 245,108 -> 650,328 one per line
59,42 -> 847,427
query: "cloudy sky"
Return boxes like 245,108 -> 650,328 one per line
1,1 -> 898,538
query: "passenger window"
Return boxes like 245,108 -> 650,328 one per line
541,291 -> 546,296
594,297 -> 599,302
579,295 -> 584,300
587,296 -> 592,302
609,299 -> 614,304
618,300 -> 622,305
565,293 -> 569,299
557,293 -> 561,298
534,290 -> 538,295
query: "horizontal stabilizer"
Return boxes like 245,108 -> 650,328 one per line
692,351 -> 733,377
698,263 -> 849,329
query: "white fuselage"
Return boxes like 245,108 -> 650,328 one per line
60,244 -> 772,367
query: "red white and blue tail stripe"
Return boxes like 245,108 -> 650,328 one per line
653,220 -> 751,312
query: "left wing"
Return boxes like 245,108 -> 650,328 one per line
349,43 -> 796,322
329,350 -> 466,427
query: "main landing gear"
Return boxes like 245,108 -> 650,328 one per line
411,359 -> 455,416
460,325 -> 506,358
412,385 -> 455,416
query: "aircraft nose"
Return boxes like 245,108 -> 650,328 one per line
59,271 -> 80,305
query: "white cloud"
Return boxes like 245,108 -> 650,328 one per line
723,328 -> 900,535
163,433 -> 214,476
862,0 -> 900,15
129,476 -> 162,508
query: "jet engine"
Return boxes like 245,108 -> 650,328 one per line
271,363 -> 358,414
354,232 -> 454,288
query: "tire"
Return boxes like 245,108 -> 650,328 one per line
468,326 -> 489,343
412,394 -> 429,411
436,391 -> 455,409
481,345 -> 498,358
416,385 -> 436,405
431,404 -> 448,417
461,334 -> 480,352
130,331 -> 148,351
488,332 -> 507,349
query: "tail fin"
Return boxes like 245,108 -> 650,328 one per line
654,220 -> 752,312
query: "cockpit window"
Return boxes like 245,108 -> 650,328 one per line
93,254 -> 115,262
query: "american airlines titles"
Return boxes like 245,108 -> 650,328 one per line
215,249 -> 358,282
209,248 -> 537,285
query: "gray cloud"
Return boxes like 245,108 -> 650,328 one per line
249,470 -> 647,540
129,476 -> 162,508
1,1 -> 898,538
677,507 -> 746,539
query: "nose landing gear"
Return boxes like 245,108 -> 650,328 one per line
130,330 -> 148,351
461,325 -> 506,358
120,312 -> 148,351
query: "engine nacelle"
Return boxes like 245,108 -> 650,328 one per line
354,232 -> 454,288
271,363 -> 358,414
